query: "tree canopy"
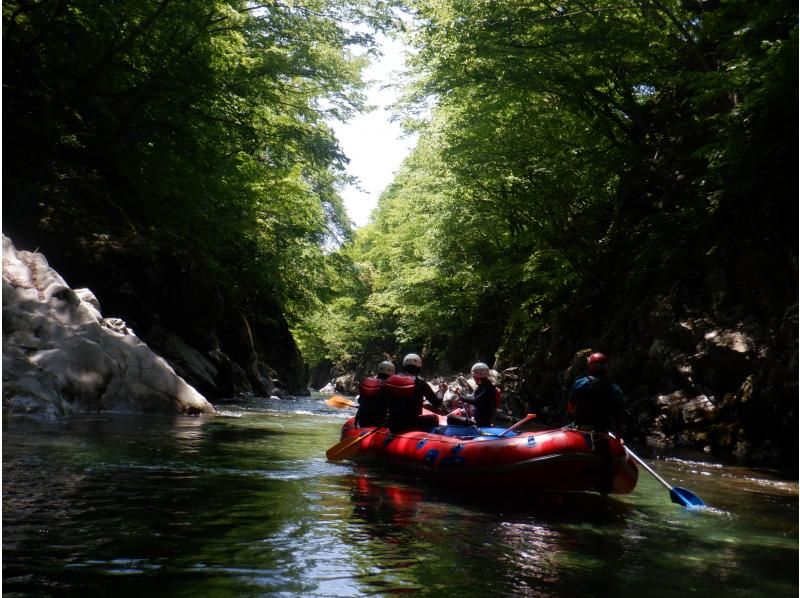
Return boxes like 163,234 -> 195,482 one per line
302,0 -> 797,376
4,0 -> 396,320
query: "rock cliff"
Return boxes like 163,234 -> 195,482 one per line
3,235 -> 215,417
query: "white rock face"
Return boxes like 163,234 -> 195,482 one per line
2,234 -> 215,418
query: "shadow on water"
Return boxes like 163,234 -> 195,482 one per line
334,463 -> 798,597
202,423 -> 282,443
347,468 -> 633,521
335,471 -> 631,596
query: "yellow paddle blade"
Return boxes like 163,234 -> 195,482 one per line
326,424 -> 385,461
326,395 -> 357,409
325,435 -> 365,461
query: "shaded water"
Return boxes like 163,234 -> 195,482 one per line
3,394 -> 797,596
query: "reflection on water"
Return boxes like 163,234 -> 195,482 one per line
2,395 -> 798,597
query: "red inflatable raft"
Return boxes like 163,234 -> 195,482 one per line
334,413 -> 639,495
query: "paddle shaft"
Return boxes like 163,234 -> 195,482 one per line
609,433 -> 705,507
623,445 -> 675,491
607,432 -> 676,491
499,413 -> 536,437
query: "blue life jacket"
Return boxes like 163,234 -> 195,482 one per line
568,375 -> 624,430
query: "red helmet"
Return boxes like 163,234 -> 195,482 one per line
587,352 -> 609,374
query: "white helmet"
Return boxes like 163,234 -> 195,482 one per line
471,362 -> 490,379
377,360 -> 396,376
402,353 -> 422,368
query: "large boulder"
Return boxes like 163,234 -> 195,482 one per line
2,234 -> 215,419
4,228 -> 309,399
334,372 -> 359,396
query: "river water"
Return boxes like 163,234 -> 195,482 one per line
3,394 -> 797,597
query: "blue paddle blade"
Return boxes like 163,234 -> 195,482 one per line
670,486 -> 705,508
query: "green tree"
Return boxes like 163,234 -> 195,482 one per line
309,0 -> 796,377
4,0 -> 396,323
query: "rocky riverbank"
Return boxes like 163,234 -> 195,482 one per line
2,234 -> 308,420
3,234 -> 214,417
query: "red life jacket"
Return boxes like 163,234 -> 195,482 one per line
382,374 -> 416,398
383,373 -> 419,424
359,376 -> 384,399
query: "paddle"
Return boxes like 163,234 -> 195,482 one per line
498,413 -> 536,436
611,433 -> 705,508
326,395 -> 357,409
326,422 -> 386,461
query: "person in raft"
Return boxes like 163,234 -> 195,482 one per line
355,360 -> 395,427
567,352 -> 624,433
383,353 -> 445,433
446,362 -> 497,428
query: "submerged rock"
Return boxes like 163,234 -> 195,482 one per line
2,234 -> 215,419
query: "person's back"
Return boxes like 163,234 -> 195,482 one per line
568,352 -> 624,494
383,372 -> 419,427
356,360 -> 395,427
568,352 -> 624,432
384,353 -> 443,433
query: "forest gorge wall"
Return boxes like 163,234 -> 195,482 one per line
496,248 -> 798,473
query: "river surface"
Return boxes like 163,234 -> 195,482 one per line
3,394 -> 797,597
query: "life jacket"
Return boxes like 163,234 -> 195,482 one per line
382,374 -> 417,399
356,376 -> 389,427
568,376 -> 619,428
358,376 -> 384,400
383,373 -> 419,423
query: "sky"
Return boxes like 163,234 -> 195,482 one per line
330,35 -> 417,228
